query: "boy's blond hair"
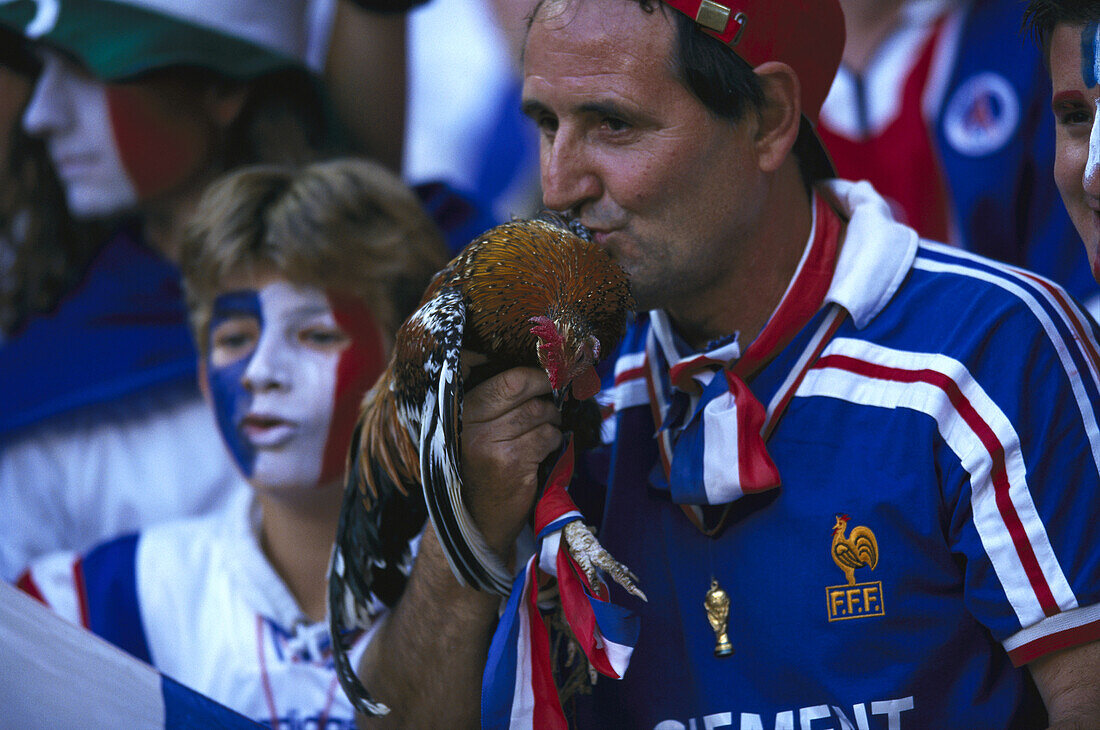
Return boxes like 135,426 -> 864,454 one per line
181,158 -> 449,357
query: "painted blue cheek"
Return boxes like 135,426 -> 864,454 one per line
207,290 -> 263,477
208,354 -> 255,477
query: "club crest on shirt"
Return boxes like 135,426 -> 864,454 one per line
826,513 -> 885,622
267,619 -> 334,665
943,72 -> 1019,157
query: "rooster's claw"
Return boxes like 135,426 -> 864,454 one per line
563,521 -> 648,602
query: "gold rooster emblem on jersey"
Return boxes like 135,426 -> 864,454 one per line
831,513 -> 878,585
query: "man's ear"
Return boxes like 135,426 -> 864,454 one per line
752,61 -> 802,174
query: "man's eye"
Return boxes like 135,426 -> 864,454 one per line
1055,104 -> 1092,126
603,117 -> 629,132
536,114 -> 559,135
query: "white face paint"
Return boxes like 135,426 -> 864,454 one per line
1085,23 -> 1100,191
21,51 -> 138,218
1052,22 -> 1100,282
1087,97 -> 1100,191
208,280 -> 349,492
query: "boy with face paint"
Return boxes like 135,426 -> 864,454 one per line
15,158 -> 450,727
1026,2 -> 1100,285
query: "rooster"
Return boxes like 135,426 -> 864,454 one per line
831,513 -> 879,586
328,215 -> 641,716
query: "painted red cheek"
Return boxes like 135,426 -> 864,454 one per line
105,84 -> 210,200
320,294 -> 388,484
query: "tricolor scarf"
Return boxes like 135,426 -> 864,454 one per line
645,194 -> 846,534
481,438 -> 639,729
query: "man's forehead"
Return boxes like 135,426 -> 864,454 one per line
1050,21 -> 1100,89
1081,21 -> 1100,88
524,0 -> 676,83
527,0 -> 673,50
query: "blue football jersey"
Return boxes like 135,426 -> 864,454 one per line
580,181 -> 1100,729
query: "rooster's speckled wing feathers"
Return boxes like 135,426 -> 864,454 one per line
328,218 -> 634,716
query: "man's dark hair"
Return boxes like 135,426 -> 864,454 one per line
664,5 -> 829,187
1023,0 -> 1100,58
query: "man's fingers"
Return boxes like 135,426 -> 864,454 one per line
464,367 -> 553,424
458,368 -> 564,555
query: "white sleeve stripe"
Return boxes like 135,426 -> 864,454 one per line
913,256 -> 1100,479
804,338 -> 1077,626
1004,602 -> 1100,666
1004,601 -> 1100,651
916,246 -> 1100,387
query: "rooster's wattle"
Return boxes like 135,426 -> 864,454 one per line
328,215 -> 641,716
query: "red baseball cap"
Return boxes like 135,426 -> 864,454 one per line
661,0 -> 845,179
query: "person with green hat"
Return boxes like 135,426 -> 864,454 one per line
0,28 -> 105,341
0,0 -> 334,581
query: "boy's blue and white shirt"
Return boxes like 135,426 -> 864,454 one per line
584,180 -> 1100,729
18,490 -> 378,729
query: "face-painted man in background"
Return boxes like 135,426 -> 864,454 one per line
1029,3 -> 1100,283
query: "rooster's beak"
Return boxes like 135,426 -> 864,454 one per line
551,386 -> 567,410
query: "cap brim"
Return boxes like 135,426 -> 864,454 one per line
0,0 -> 302,81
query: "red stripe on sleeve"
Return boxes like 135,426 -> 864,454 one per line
614,365 -> 646,386
1018,271 -> 1100,377
1007,619 -> 1100,667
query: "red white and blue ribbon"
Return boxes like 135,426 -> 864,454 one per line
481,438 -> 639,729
645,194 -> 846,534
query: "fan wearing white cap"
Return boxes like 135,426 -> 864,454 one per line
351,0 -> 1100,727
0,0 -> 334,583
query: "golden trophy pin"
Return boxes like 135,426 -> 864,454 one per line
704,579 -> 733,657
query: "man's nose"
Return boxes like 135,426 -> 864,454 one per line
540,130 -> 602,214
